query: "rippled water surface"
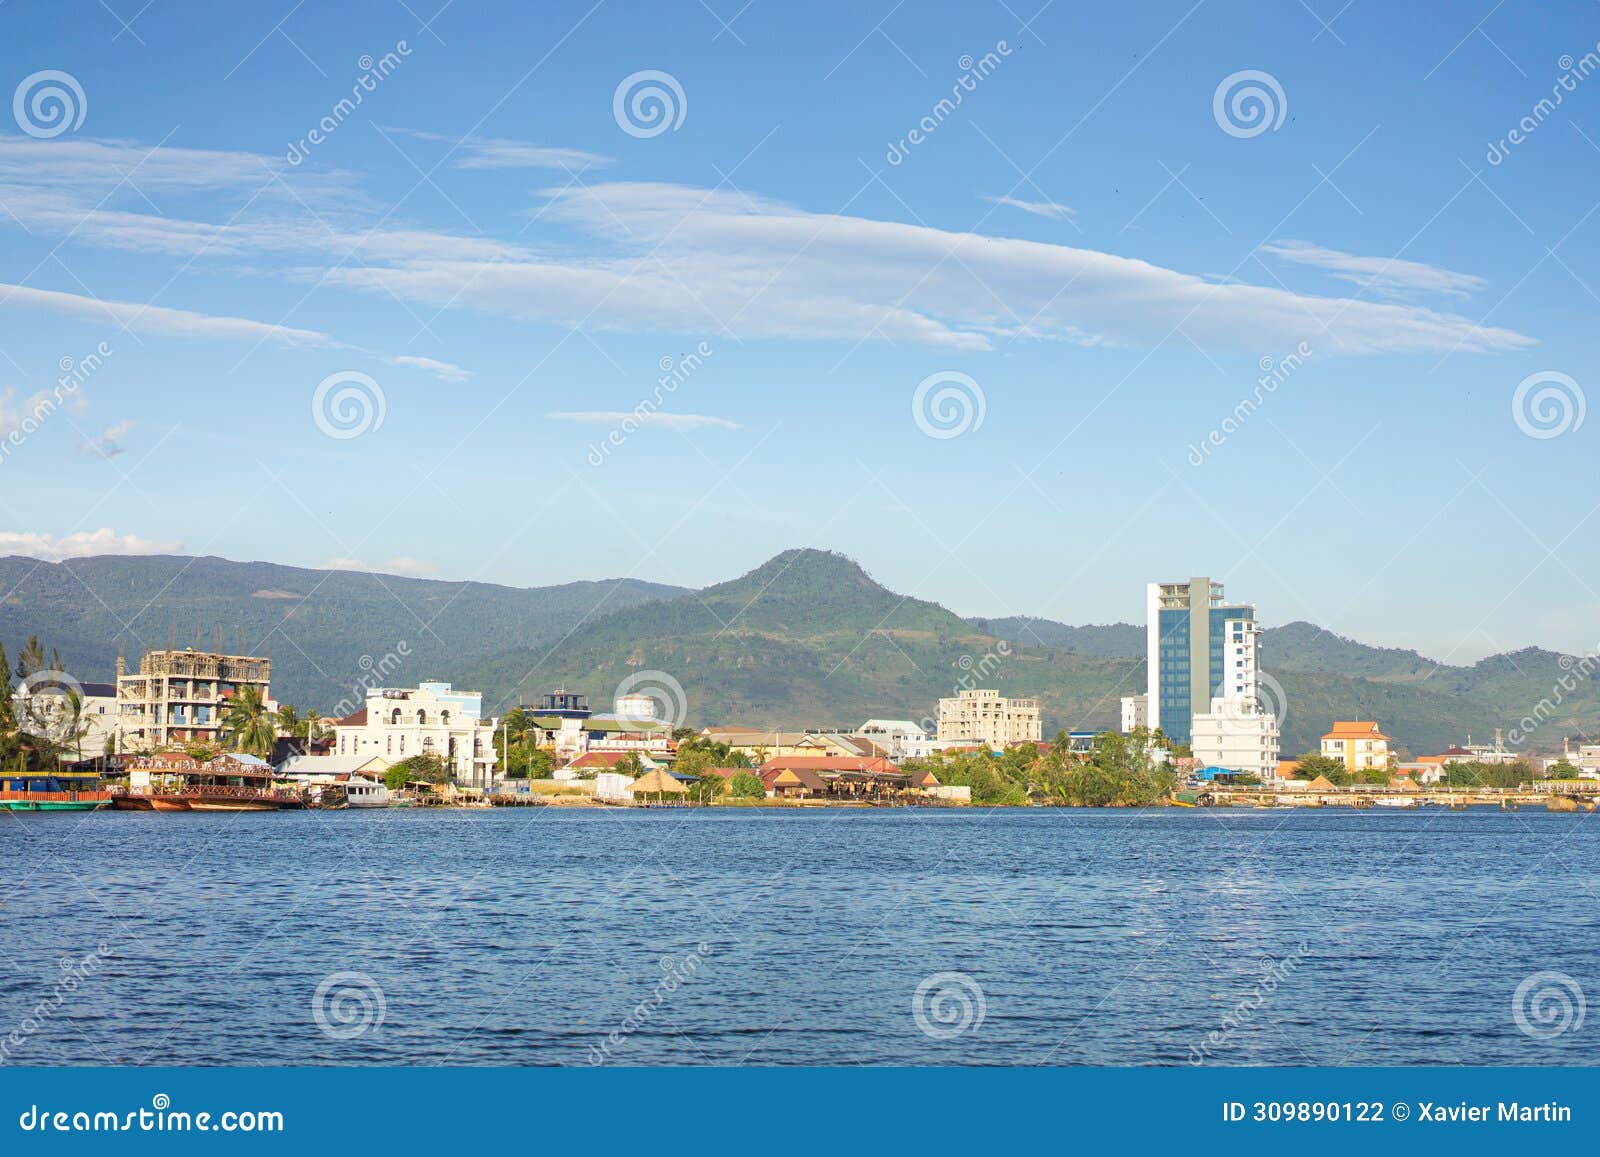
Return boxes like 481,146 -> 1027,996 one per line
3,806 -> 1597,1065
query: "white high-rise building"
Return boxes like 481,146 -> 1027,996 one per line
1145,577 -> 1262,747
1191,697 -> 1280,780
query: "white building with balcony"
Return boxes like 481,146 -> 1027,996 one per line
331,681 -> 498,788
1191,696 -> 1281,781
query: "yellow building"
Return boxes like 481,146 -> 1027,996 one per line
1321,721 -> 1393,772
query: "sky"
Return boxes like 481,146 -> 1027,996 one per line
0,0 -> 1597,662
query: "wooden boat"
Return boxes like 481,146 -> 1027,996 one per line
122,753 -> 305,812
0,769 -> 113,812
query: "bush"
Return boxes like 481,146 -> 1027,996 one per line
728,771 -> 766,799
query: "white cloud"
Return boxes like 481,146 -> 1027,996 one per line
0,528 -> 183,561
320,555 -> 436,577
0,136 -> 1534,358
385,129 -> 611,171
79,421 -> 134,459
983,194 -> 1075,220
327,182 -> 1533,356
546,411 -> 740,430
383,354 -> 472,383
1262,239 -> 1489,299
0,283 -> 332,345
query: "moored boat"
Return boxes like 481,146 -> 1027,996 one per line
120,752 -> 305,812
0,768 -> 113,811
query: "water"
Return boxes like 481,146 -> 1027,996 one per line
2,806 -> 1596,1066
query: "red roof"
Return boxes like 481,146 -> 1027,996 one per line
334,708 -> 367,726
568,751 -> 639,769
758,755 -> 899,775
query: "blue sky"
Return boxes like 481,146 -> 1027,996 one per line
1,0 -> 1596,660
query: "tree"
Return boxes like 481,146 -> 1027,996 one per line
1548,759 -> 1583,780
0,641 -> 13,733
384,753 -> 452,791
1291,753 -> 1349,784
728,771 -> 766,799
224,684 -> 276,757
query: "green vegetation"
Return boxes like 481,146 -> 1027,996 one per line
1547,759 -> 1583,780
1441,760 -> 1539,789
728,771 -> 766,799
1289,753 -> 1352,785
902,729 -> 1174,807
383,753 -> 453,791
224,684 -> 276,757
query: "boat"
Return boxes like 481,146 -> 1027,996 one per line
0,768 -> 113,811
1373,797 -> 1417,808
119,752 -> 305,812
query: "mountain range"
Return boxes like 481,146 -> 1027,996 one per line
2,549 -> 1593,757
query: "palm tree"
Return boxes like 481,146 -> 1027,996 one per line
276,704 -> 301,736
225,685 -> 276,757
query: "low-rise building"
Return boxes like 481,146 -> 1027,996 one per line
1321,720 -> 1393,773
14,678 -> 117,757
1120,694 -> 1148,734
331,681 -> 498,788
853,719 -> 935,760
1191,696 -> 1280,780
935,688 -> 1042,748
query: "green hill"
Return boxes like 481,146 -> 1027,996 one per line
4,548 -> 1596,757
0,554 -> 684,711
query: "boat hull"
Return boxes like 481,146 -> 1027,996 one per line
187,798 -> 278,812
148,797 -> 192,811
1,799 -> 110,811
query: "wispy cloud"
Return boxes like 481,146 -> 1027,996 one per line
0,282 -> 332,345
1262,239 -> 1488,299
546,411 -> 741,430
983,194 -> 1075,220
0,136 -> 1533,358
383,354 -> 472,383
79,421 -> 134,459
330,181 -> 1530,356
0,528 -> 183,561
384,128 -> 610,171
